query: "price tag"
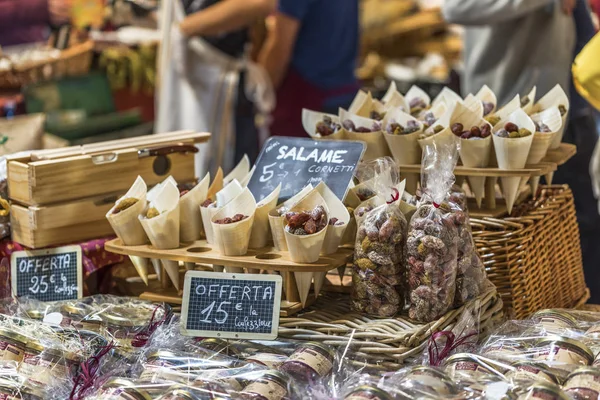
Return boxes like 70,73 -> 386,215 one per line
247,136 -> 365,203
11,246 -> 82,302
181,271 -> 283,340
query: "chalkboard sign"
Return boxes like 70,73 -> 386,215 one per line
247,136 -> 365,203
11,246 -> 82,302
181,271 -> 282,340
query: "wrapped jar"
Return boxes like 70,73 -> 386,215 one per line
240,371 -> 288,400
517,382 -> 570,400
280,342 -> 335,382
99,311 -> 146,350
532,310 -> 578,334
0,328 -> 27,365
481,339 -> 530,363
404,366 -> 456,396
444,353 -> 498,381
18,341 -> 79,385
534,337 -> 593,373
244,353 -> 287,369
506,362 -> 559,385
0,378 -> 22,400
60,304 -> 102,332
154,385 -> 206,400
343,385 -> 393,400
563,367 -> 600,400
585,324 -> 600,340
98,378 -> 152,400
140,351 -> 187,383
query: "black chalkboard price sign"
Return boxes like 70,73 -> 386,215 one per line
11,246 -> 82,302
247,136 -> 365,203
181,271 -> 283,340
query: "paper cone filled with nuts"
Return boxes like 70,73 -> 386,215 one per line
302,109 -> 344,140
383,108 -> 424,166
339,108 -> 390,161
405,85 -> 431,116
179,172 -> 210,243
532,84 -> 570,149
476,84 -> 497,117
528,107 -> 563,165
201,179 -> 243,245
211,187 -> 257,256
520,86 -> 537,115
268,185 -> 314,252
224,155 -> 250,185
314,182 -> 350,255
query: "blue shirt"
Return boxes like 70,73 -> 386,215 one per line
278,0 -> 359,91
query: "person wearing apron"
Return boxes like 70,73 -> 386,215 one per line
156,0 -> 275,177
258,0 -> 360,138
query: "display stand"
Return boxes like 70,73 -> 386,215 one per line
105,239 -> 353,316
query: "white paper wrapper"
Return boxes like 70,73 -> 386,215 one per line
339,108 -> 390,161
180,172 -> 210,242
382,91 -> 407,111
302,109 -> 345,140
249,184 -> 281,249
382,109 -> 424,165
405,85 -> 431,108
268,184 -> 314,251
211,188 -> 257,256
201,179 -> 243,244
463,94 -> 484,118
207,167 -> 224,201
476,85 -> 497,116
348,90 -> 373,117
106,176 -> 148,245
284,191 -> 329,264
224,155 -> 250,185
532,84 -> 570,149
521,86 -> 537,115
528,107 -> 563,165
432,87 -> 462,108
314,182 -> 350,255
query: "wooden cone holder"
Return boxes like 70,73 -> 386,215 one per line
105,239 -> 353,316
398,144 -> 575,217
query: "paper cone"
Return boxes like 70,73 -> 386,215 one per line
405,85 -> 431,108
207,167 -> 224,200
341,214 -> 357,245
337,266 -> 346,281
476,85 -> 497,116
340,109 -> 390,161
492,94 -> 521,124
130,256 -> 149,285
240,165 -> 256,188
268,185 -> 314,251
211,188 -> 257,256
200,203 -> 219,245
314,182 -> 350,255
180,173 -> 210,243
348,90 -> 372,117
532,85 -> 570,149
202,180 -> 244,244
432,87 -> 462,108
106,176 -> 148,245
302,109 -> 345,140
224,155 -> 250,185
294,271 -> 314,307
530,176 -> 541,195
521,86 -> 537,115
284,191 -> 329,263
463,94 -> 484,118
382,81 -> 399,104
499,177 -> 520,215
382,90 -> 407,111
418,127 -> 457,151
249,184 -> 282,249
545,171 -> 554,185
423,102 -> 447,121
313,271 -> 327,297
527,107 -> 563,164
162,259 -> 181,290
382,109 -> 424,165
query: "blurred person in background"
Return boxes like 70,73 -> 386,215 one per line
156,0 -> 275,177
444,0 -> 600,302
0,0 -> 70,47
258,0 -> 360,138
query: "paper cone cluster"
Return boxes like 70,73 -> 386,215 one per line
383,109 -> 424,166
432,87 -> 463,108
224,155 -> 250,185
527,107 -> 563,165
531,84 -> 570,149
476,85 -> 497,116
302,109 -> 344,140
339,109 -> 390,161
463,94 -> 484,118
381,82 -> 408,111
492,109 -> 536,214
405,85 -> 431,109
268,185 -> 313,251
211,188 -> 257,256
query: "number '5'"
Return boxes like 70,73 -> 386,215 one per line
260,162 -> 277,183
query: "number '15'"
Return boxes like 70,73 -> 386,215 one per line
199,301 -> 230,324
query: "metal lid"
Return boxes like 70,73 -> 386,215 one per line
25,340 -> 45,353
99,311 -> 140,327
249,370 -> 288,390
408,365 -> 451,381
444,353 -> 479,365
302,342 -> 336,359
566,366 -> 600,380
25,310 -> 44,320
538,336 -> 594,362
345,385 -> 393,400
533,309 -> 578,325
525,382 -> 569,400
0,328 -> 28,344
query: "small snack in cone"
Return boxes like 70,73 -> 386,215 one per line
201,179 -> 243,244
417,101 -> 458,150
449,103 -> 493,208
224,155 -> 250,185
463,94 -> 484,118
211,188 -> 257,256
351,158 -> 407,318
339,108 -> 390,161
383,109 -> 424,166
492,109 -> 536,214
180,173 -> 210,243
283,191 -> 329,264
249,184 -> 282,249
106,176 -> 149,284
418,102 -> 447,131
348,90 -> 373,117
269,184 -> 314,251
520,86 -> 537,115
405,85 -> 431,117
475,84 -> 497,116
531,84 -> 570,149
432,87 -> 462,108
139,181 -> 181,289
302,109 -> 344,140
484,94 -> 521,127
314,182 -> 350,255
239,165 -> 255,188
528,107 -> 563,165
369,99 -> 389,121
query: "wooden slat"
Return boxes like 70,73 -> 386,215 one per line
10,217 -> 114,248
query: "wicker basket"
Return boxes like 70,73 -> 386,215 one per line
279,287 -> 503,370
0,41 -> 93,90
472,185 -> 589,319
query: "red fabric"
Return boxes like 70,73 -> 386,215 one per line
594,0 -> 600,25
0,0 -> 50,46
112,88 -> 155,123
0,237 -> 124,298
270,69 -> 358,138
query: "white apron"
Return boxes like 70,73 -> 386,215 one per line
155,0 -> 274,177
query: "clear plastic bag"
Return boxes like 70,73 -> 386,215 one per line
407,141 -> 460,322
351,158 -> 408,318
